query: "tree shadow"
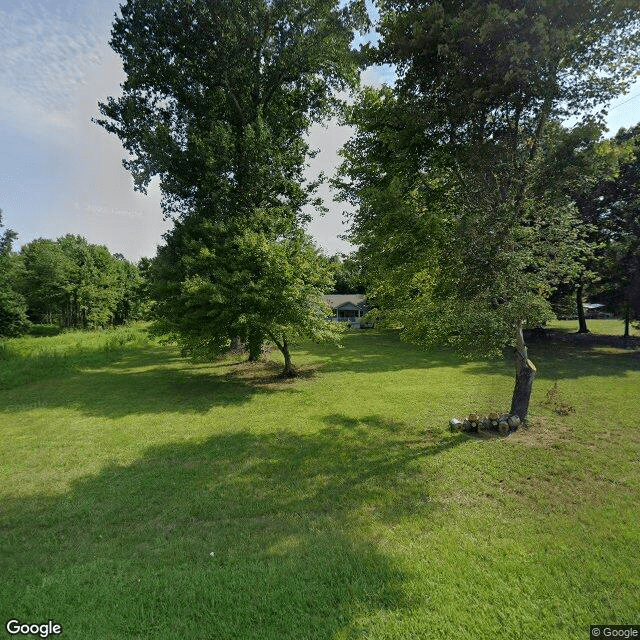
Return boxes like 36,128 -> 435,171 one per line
311,330 -> 468,375
465,340 -> 640,381
0,347 -> 301,418
1,332 -> 465,420
1,422 -> 467,639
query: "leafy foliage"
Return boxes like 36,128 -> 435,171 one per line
329,253 -> 366,294
338,0 -> 640,416
148,219 -> 343,361
97,0 -> 367,372
339,1 -> 640,352
18,235 -> 143,329
0,211 -> 29,337
587,125 -> 640,329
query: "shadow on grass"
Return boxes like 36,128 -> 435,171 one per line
465,340 -> 640,381
0,423 -> 467,639
311,330 -> 468,374
0,347 -> 303,417
320,330 -> 640,382
5,330 -> 636,421
0,331 -> 471,419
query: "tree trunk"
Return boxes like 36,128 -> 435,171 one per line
247,329 -> 262,362
266,331 -> 296,377
624,300 -> 630,338
280,337 -> 296,378
576,284 -> 589,334
510,321 -> 537,422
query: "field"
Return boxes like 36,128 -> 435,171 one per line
1,325 -> 639,639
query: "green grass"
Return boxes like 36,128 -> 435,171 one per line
1,328 -> 638,639
0,324 -> 152,390
547,317 -> 640,336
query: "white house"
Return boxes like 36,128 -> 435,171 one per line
323,294 -> 371,328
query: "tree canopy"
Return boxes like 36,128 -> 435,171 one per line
97,0 -> 367,374
338,0 -> 640,418
16,235 -> 143,330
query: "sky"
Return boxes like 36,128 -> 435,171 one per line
1,0 -> 639,263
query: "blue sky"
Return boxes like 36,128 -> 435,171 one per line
1,0 -> 639,261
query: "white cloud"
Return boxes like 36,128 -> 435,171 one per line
0,1 -> 104,137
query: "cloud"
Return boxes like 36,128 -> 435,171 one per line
0,1 -> 105,135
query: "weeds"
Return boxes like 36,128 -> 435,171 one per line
544,381 -> 576,415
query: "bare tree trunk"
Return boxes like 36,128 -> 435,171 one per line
510,321 -> 537,422
576,284 -> 589,334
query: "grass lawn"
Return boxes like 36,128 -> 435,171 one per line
1,325 -> 639,639
547,317 -> 640,336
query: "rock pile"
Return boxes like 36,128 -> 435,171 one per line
449,412 -> 521,436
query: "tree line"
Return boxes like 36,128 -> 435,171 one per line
0,216 -> 144,336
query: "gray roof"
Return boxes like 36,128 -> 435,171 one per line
324,294 -> 367,310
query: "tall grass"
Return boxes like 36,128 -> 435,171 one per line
0,324 -> 152,390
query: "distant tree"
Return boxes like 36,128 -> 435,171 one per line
329,253 -> 366,294
112,254 -> 144,325
19,239 -> 72,325
0,210 -> 29,337
587,125 -> 640,336
340,0 -> 640,419
534,121 -> 633,333
96,0 -> 367,375
20,235 -> 142,329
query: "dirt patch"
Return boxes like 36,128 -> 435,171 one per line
224,359 -> 320,387
464,415 -> 571,447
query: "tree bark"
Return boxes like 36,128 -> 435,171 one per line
510,321 -> 537,422
624,299 -> 630,338
576,284 -> 589,334
280,337 -> 295,378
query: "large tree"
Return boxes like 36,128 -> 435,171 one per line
535,121 -> 633,333
340,0 -> 640,419
96,0 -> 367,374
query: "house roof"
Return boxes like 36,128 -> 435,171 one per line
324,294 -> 366,310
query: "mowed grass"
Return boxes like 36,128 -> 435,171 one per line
548,317 -> 640,336
1,326 -> 639,639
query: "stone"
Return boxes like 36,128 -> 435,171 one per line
508,415 -> 521,429
498,421 -> 510,436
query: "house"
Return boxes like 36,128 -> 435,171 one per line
583,303 -> 613,319
324,294 -> 371,328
